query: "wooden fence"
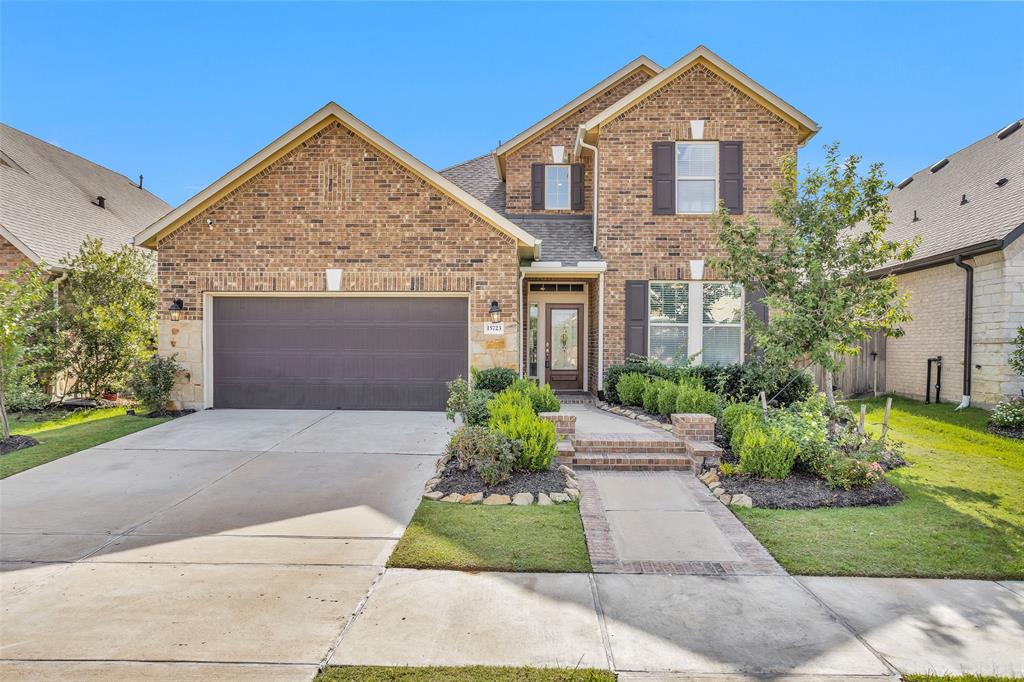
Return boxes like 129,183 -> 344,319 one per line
809,332 -> 887,399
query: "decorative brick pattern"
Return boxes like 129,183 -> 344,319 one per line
578,472 -> 786,576
0,235 -> 29,277
671,413 -> 716,441
504,70 -> 653,215
155,120 -> 522,409
598,64 -> 801,371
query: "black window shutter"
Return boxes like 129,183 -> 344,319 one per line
625,280 -> 649,358
652,142 -> 676,215
744,287 -> 768,358
720,141 -> 743,214
531,164 -> 545,210
570,163 -> 585,210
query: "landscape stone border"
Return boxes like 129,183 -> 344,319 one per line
578,471 -> 785,576
698,467 -> 753,509
423,455 -> 581,506
593,400 -> 676,433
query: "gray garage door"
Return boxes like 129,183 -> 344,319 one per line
212,296 -> 467,410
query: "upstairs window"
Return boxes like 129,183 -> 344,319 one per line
676,142 -> 717,214
545,165 -> 571,210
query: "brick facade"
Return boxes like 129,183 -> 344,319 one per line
597,64 -> 801,371
886,238 -> 1024,408
156,120 -> 521,409
0,235 -> 29,277
504,69 -> 653,215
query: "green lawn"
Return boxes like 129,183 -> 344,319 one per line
1,407 -> 171,478
388,499 -> 593,573
735,396 -> 1024,579
903,676 -> 1022,682
317,666 -> 614,681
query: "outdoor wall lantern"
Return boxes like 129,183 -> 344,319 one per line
169,299 -> 184,322
489,300 -> 502,323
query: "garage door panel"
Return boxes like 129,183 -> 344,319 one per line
212,297 -> 468,410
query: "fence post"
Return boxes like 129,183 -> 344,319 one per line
881,396 -> 892,439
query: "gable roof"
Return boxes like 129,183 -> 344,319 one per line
0,123 -> 171,270
440,154 -> 505,214
493,56 -> 661,178
135,102 -> 540,258
577,46 -> 819,148
874,118 -> 1024,273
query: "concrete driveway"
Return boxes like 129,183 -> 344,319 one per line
0,409 -> 452,681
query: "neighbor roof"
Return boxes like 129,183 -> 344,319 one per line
0,123 -> 171,269
493,56 -> 661,179
874,118 -> 1024,273
577,45 -> 819,149
135,102 -> 540,259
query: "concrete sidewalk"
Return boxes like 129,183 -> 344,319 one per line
330,569 -> 1023,677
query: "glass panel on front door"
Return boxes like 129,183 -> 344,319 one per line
550,308 -> 578,370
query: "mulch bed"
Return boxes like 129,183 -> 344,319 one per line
134,409 -> 196,419
433,458 -> 570,497
989,424 -> 1024,440
718,471 -> 904,509
0,435 -> 40,456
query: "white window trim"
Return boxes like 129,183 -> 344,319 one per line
647,280 -> 744,366
545,164 -> 571,211
675,141 -> 718,215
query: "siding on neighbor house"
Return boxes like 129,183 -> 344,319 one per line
504,69 -> 653,216
597,63 -> 801,372
156,120 -> 521,410
885,237 -> 1024,408
0,235 -> 29,276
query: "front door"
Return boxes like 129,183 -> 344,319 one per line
545,304 -> 583,390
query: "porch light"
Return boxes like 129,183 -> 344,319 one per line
169,299 -> 184,322
489,300 -> 502,323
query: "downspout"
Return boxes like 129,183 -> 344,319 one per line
577,130 -> 599,249
953,255 -> 974,409
518,269 -> 526,378
598,271 -> 605,393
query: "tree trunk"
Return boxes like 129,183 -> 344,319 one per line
0,353 -> 9,440
822,366 -> 837,408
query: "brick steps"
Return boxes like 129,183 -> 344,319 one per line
570,437 -> 687,455
559,451 -> 693,471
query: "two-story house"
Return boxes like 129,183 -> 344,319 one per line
136,46 -> 818,411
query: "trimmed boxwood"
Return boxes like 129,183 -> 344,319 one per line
473,367 -> 519,393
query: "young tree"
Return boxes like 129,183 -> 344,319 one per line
0,263 -> 57,439
56,238 -> 156,400
1010,326 -> 1024,379
713,143 -> 917,406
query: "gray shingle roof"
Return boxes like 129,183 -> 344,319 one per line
508,214 -> 600,265
879,119 -> 1024,269
439,154 -> 505,214
0,123 -> 171,268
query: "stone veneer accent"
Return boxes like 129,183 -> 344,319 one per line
504,69 -> 653,215
886,237 -> 1024,408
156,120 -> 521,410
597,64 -> 801,372
0,235 -> 29,277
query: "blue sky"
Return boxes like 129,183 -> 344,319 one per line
2,1 -> 1022,206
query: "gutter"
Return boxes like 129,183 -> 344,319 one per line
953,256 -> 974,409
871,221 -> 1024,278
576,127 -> 600,249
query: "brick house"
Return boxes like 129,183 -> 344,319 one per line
1,123 -> 170,277
136,46 -> 819,411
869,120 -> 1024,408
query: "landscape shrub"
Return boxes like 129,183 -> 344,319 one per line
675,381 -> 722,418
722,402 -> 762,439
488,390 -> 556,470
616,372 -> 648,407
3,364 -> 49,412
604,355 -> 682,403
445,378 -> 493,426
817,452 -> 885,490
729,412 -> 761,451
509,378 -> 560,414
737,424 -> 799,479
655,381 -> 680,416
446,425 -> 519,486
473,367 -> 519,393
688,361 -> 814,406
127,354 -> 181,414
990,396 -> 1024,428
775,394 -> 830,470
643,380 -> 669,414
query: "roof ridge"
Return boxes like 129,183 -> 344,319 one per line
897,117 -> 1024,187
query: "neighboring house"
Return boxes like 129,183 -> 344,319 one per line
0,123 -> 171,276
135,46 -> 819,411
870,120 -> 1023,409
